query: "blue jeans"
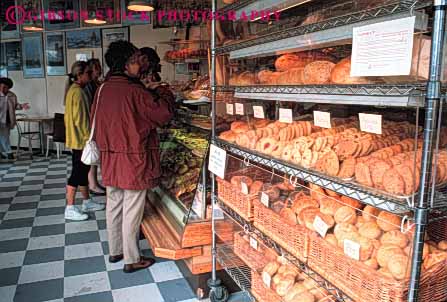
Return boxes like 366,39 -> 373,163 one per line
0,127 -> 12,155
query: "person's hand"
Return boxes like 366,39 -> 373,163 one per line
21,103 -> 30,110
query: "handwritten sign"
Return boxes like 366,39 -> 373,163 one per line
235,103 -> 244,115
313,216 -> 330,238
226,103 -> 234,115
241,182 -> 249,195
250,237 -> 258,250
279,108 -> 293,124
314,111 -> 331,129
344,239 -> 361,261
208,144 -> 227,179
260,192 -> 270,207
253,105 -> 265,119
359,113 -> 382,134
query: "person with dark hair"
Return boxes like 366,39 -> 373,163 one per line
64,61 -> 105,221
139,47 -> 162,84
92,40 -> 174,273
0,77 -> 29,160
84,58 -> 106,196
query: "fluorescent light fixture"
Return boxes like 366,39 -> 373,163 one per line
128,0 -> 154,12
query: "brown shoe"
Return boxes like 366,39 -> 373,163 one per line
123,257 -> 156,273
109,254 -> 124,263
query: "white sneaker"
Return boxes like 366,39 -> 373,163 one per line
82,199 -> 105,212
65,206 -> 89,221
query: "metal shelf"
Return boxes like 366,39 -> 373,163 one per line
221,0 -> 312,19
215,138 -> 413,214
232,84 -> 426,107
217,200 -> 353,302
216,2 -> 429,58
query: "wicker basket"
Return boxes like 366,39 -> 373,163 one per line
251,270 -> 283,302
233,232 -> 269,271
217,167 -> 271,221
307,233 -> 447,302
253,199 -> 310,262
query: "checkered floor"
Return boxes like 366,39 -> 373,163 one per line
0,155 -> 200,302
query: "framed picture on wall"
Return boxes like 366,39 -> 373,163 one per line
102,27 -> 129,75
22,33 -> 45,78
19,0 -> 44,32
43,0 -> 80,30
121,0 -> 151,25
1,0 -> 20,39
45,32 -> 66,76
66,29 -> 101,49
4,42 -> 22,71
0,66 -> 7,78
80,0 -> 121,27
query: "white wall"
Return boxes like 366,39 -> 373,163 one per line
6,22 -> 193,150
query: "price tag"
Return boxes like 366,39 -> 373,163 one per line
351,16 -> 416,76
260,192 -> 270,207
253,105 -> 265,119
313,216 -> 329,238
226,103 -> 234,115
279,108 -> 293,123
241,182 -> 249,195
213,203 -> 225,220
262,271 -> 272,288
314,111 -> 331,129
344,239 -> 361,261
235,103 -> 244,115
208,144 -> 227,179
359,113 -> 382,134
249,237 -> 258,250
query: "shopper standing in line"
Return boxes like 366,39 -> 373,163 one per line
64,61 -> 105,221
84,58 -> 106,196
0,77 -> 30,160
92,41 -> 174,273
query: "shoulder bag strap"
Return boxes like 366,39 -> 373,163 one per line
88,83 -> 105,141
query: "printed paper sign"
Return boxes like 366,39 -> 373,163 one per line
260,192 -> 270,207
279,108 -> 293,124
313,216 -> 329,238
253,105 -> 265,119
314,111 -> 331,129
351,16 -> 416,76
249,237 -> 258,250
344,239 -> 361,261
208,144 -> 227,179
235,103 -> 244,115
226,103 -> 234,115
262,271 -> 272,288
359,113 -> 382,134
241,182 -> 249,195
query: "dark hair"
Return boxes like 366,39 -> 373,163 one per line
87,58 -> 101,71
104,40 -> 138,73
64,61 -> 88,104
140,47 -> 160,64
0,77 -> 13,89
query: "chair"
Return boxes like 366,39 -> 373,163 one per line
46,113 -> 65,159
15,114 -> 40,159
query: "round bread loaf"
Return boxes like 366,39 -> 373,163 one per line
237,71 -> 257,86
219,130 -> 237,143
257,70 -> 275,84
278,264 -> 300,278
359,221 -> 382,240
297,207 -> 320,230
319,196 -> 343,216
275,53 -> 310,71
355,216 -> 366,228
387,254 -> 409,280
423,251 -> 447,270
363,258 -> 379,270
276,68 -> 305,85
330,56 -> 370,84
381,230 -> 409,248
377,211 -> 401,232
334,223 -> 358,240
377,245 -> 405,267
263,261 -> 280,277
334,206 -> 357,225
340,196 -> 363,210
284,283 -> 308,302
362,205 -> 381,222
378,267 -> 395,279
275,275 -> 296,296
303,61 -> 336,84
280,208 -> 298,225
325,234 -> 338,247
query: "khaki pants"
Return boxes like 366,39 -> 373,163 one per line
106,186 -> 147,264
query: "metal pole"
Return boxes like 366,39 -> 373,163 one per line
408,1 -> 446,301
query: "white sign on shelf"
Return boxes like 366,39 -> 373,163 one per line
213,202 -> 225,220
235,103 -> 245,115
226,103 -> 234,115
344,239 -> 361,261
359,113 -> 382,134
314,111 -> 332,129
262,271 -> 272,288
253,105 -> 265,119
279,108 -> 293,124
351,16 -> 416,76
208,144 -> 227,179
313,216 -> 329,238
249,237 -> 258,250
241,182 -> 249,195
260,192 -> 270,207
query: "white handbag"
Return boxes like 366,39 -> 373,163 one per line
81,84 -> 104,165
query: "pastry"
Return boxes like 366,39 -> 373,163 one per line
362,205 -> 380,222
377,211 -> 401,232
334,206 -> 357,225
387,254 -> 409,280
377,245 -> 405,267
334,223 -> 358,240
358,222 -> 382,240
380,230 -> 409,248
319,196 -> 343,216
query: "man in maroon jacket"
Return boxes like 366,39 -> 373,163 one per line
91,41 -> 174,273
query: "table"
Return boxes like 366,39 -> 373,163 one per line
16,116 -> 54,156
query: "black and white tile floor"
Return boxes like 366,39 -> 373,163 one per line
0,156 -> 203,302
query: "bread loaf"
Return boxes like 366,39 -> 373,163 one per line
280,208 -> 297,225
330,57 -> 370,84
363,258 -> 379,270
380,230 -> 409,248
275,275 -> 296,296
237,71 -> 257,86
377,211 -> 401,232
275,53 -> 310,71
276,68 -> 305,85
334,223 -> 358,240
358,222 -> 382,240
362,205 -> 380,222
387,254 -> 409,280
377,245 -> 405,267
334,206 -> 357,225
325,234 -> 338,247
284,283 -> 308,302
303,61 -> 336,84
438,240 -> 447,251
249,180 -> 264,194
263,261 -> 280,277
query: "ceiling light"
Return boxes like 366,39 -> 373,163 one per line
85,17 -> 107,25
23,23 -> 43,31
128,0 -> 154,12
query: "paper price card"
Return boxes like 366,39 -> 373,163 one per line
241,182 -> 249,195
344,239 -> 361,261
351,16 -> 416,77
314,111 -> 331,129
279,108 -> 293,124
260,192 -> 270,207
250,237 -> 258,250
226,103 -> 234,115
213,203 -> 225,220
208,144 -> 227,179
262,271 -> 272,288
313,216 -> 329,238
359,113 -> 382,134
253,105 -> 265,119
235,103 -> 244,115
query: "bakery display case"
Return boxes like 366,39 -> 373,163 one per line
207,0 -> 447,301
